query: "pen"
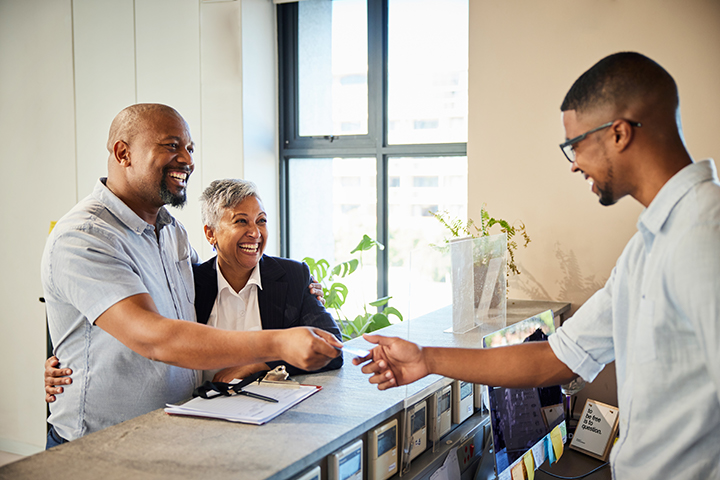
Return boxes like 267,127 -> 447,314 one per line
239,390 -> 278,403
193,371 -> 274,401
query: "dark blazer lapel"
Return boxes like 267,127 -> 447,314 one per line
193,257 -> 219,325
258,255 -> 288,330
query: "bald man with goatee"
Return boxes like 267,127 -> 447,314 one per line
41,104 -> 341,448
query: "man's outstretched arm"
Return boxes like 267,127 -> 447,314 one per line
354,334 -> 576,390
96,293 -> 342,372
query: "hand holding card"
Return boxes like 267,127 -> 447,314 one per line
341,346 -> 370,359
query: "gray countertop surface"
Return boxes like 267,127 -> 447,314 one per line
0,299 -> 569,480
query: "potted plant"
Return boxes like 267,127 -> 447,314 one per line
433,206 -> 531,332
432,204 -> 530,277
304,235 -> 403,341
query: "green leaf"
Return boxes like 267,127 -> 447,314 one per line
369,296 -> 391,307
350,314 -> 370,335
382,306 -> 403,322
336,318 -> 353,339
366,313 -> 391,333
303,257 -> 330,284
355,314 -> 376,335
350,234 -> 384,254
330,259 -> 359,278
348,319 -> 362,335
325,282 -> 348,310
497,219 -> 512,232
338,317 -> 357,339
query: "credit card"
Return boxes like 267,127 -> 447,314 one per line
342,346 -> 371,358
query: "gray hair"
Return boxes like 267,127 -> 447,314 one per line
200,179 -> 261,229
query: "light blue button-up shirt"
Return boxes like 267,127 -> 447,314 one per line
42,179 -> 200,441
549,160 -> 720,479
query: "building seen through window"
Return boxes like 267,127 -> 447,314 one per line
279,0 -> 468,318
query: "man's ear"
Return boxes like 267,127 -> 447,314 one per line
113,140 -> 131,166
612,120 -> 635,153
204,225 -> 217,248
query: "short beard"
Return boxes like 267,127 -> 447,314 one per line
160,177 -> 187,208
597,162 -> 616,206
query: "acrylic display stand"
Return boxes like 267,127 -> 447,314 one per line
406,235 -> 507,336
449,234 -> 507,334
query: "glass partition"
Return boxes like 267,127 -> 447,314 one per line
405,235 -> 507,335
400,235 -> 507,471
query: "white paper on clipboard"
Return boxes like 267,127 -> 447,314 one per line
165,383 -> 320,425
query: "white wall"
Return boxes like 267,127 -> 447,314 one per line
0,0 -> 76,456
242,0 -> 281,253
0,0 -> 278,454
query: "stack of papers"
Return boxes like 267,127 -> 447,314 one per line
165,383 -> 321,425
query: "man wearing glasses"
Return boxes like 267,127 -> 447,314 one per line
356,52 -> 720,479
559,119 -> 641,206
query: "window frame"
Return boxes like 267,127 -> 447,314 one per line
277,0 -> 467,300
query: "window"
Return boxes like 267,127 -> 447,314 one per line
412,176 -> 439,188
297,0 -> 368,137
279,0 -> 468,318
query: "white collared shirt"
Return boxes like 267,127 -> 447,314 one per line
203,259 -> 263,382
549,160 -> 720,479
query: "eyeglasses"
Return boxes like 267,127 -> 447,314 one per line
560,120 -> 642,163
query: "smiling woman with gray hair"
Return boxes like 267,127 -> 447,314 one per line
193,178 -> 343,382
200,178 -> 258,232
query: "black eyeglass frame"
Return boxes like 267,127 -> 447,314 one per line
560,120 -> 642,163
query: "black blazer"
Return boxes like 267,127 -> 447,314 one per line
193,255 -> 343,375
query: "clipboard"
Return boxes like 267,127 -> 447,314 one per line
165,382 -> 321,425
